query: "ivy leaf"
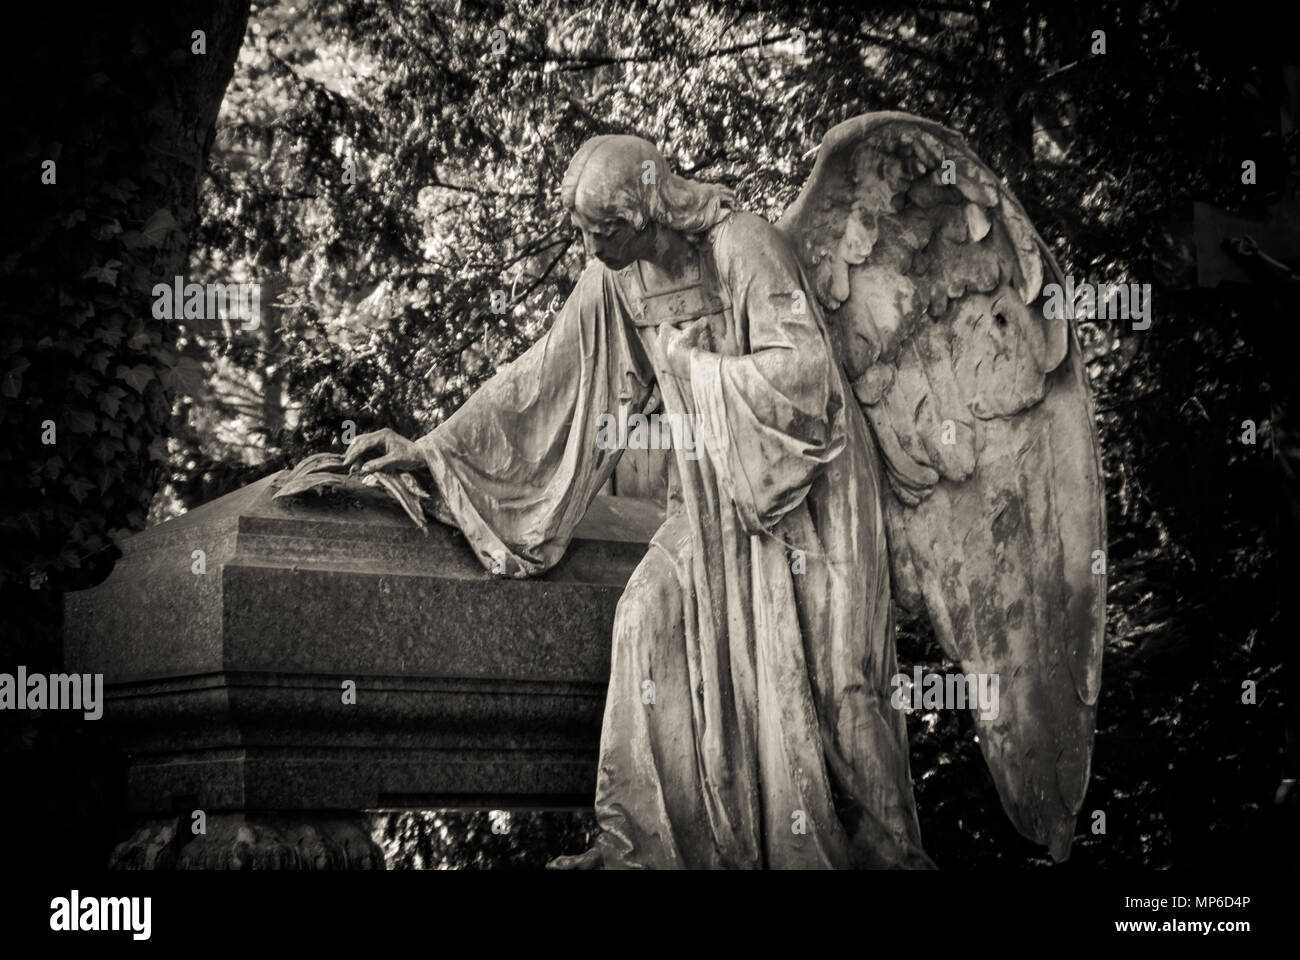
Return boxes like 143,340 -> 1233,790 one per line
83,72 -> 112,94
2,357 -> 29,398
117,363 -> 154,393
94,437 -> 124,462
139,208 -> 178,247
101,179 -> 135,203
99,385 -> 128,416
62,334 -> 88,358
120,396 -> 144,422
67,410 -> 97,434
65,476 -> 95,503
94,219 -> 123,241
96,321 -> 123,347
82,259 -> 122,286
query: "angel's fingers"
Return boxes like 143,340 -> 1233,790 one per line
342,431 -> 386,468
663,324 -> 692,357
359,452 -> 406,475
672,321 -> 708,354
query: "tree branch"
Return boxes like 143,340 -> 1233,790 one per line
532,30 -> 804,73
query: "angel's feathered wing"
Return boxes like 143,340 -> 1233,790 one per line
778,112 -> 1105,861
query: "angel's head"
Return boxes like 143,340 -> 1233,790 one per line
561,134 -> 734,270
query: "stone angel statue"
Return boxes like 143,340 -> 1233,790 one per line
306,112 -> 1106,869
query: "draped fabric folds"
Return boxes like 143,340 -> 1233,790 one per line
417,264 -> 654,577
416,211 -> 932,868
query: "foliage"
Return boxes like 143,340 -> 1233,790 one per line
378,809 -> 596,869
3,14 -> 182,617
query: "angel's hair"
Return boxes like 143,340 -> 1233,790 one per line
560,134 -> 734,236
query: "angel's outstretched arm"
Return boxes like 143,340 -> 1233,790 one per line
415,262 -> 654,577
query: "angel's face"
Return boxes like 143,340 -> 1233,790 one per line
571,207 -> 649,271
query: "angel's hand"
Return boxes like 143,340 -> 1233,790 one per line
662,321 -> 707,379
342,427 -> 426,476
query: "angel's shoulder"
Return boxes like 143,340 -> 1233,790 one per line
707,210 -> 798,274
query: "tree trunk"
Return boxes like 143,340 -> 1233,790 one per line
0,0 -> 251,871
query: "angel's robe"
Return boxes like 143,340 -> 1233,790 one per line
415,210 -> 932,868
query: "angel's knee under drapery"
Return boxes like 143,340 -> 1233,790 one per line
594,481 -> 931,870
592,410 -> 932,869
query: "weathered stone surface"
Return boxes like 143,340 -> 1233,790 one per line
64,472 -> 661,820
